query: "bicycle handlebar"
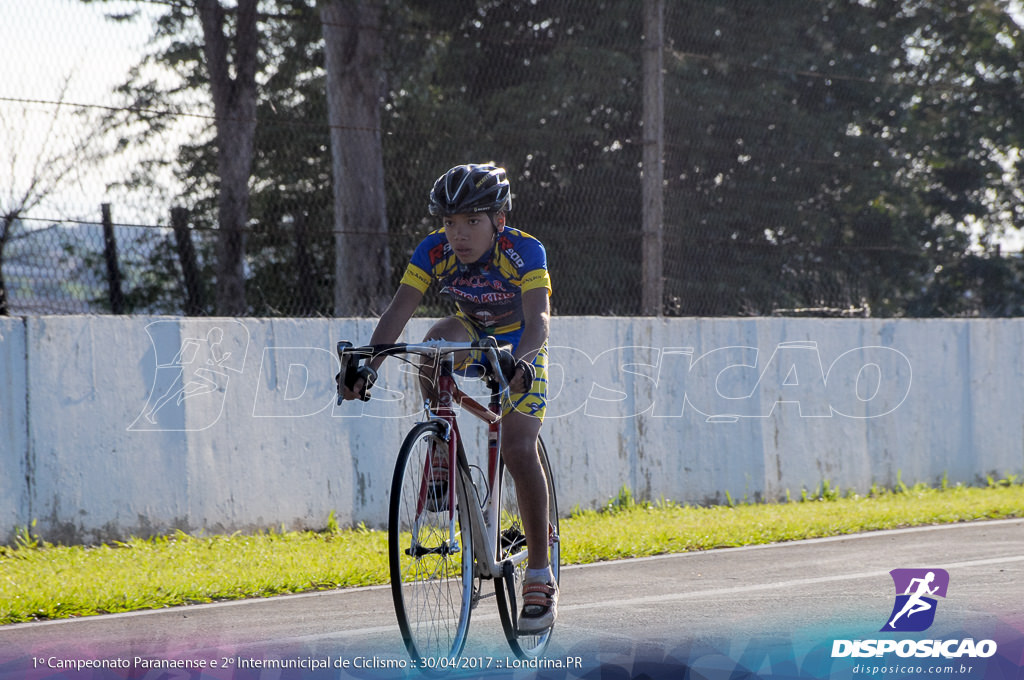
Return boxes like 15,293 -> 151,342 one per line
336,338 -> 515,404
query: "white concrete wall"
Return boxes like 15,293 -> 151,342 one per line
0,318 -> 28,540
1,315 -> 1021,543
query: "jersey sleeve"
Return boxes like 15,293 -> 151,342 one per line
399,263 -> 432,294
521,268 -> 551,294
516,234 -> 552,294
399,232 -> 445,294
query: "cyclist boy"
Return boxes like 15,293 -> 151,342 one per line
340,163 -> 557,633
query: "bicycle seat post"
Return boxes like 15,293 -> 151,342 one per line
418,348 -> 454,415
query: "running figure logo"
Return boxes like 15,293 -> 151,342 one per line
881,568 -> 950,632
130,320 -> 249,432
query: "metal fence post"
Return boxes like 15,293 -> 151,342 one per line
172,207 -> 205,316
642,0 -> 665,317
101,203 -> 125,314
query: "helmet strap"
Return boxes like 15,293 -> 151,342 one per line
489,211 -> 506,233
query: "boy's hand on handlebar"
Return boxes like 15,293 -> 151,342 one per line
495,347 -> 534,393
337,365 -> 377,401
339,376 -> 364,401
509,358 -> 535,394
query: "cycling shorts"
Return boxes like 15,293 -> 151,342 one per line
453,315 -> 548,422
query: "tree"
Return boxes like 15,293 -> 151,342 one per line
659,0 -> 1024,316
82,0 -> 260,316
196,0 -> 259,316
77,0 -> 1024,319
319,0 -> 391,316
885,0 -> 1024,315
381,0 -> 645,315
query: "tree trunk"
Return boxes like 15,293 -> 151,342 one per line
319,0 -> 391,317
197,0 -> 259,316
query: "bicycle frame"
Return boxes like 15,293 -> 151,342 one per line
339,338 -> 559,660
425,352 -> 527,583
338,338 -> 531,578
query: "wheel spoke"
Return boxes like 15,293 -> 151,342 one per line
389,424 -> 473,663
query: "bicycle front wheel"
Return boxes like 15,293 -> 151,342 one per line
388,421 -> 474,664
494,435 -> 560,658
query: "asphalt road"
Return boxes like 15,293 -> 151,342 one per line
2,519 -> 1022,679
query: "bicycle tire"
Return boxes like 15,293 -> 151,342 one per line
388,421 -> 474,664
494,436 -> 560,658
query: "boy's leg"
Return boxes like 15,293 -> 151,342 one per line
418,317 -> 471,399
423,316 -> 471,345
500,410 -> 550,573
502,409 -> 557,631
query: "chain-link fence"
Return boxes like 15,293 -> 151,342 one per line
3,0 -> 1023,318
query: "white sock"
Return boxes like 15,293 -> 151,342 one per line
525,567 -> 552,583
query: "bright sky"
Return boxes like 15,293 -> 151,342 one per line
0,0 -> 169,223
1,0 -> 151,103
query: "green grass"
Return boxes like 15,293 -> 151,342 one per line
2,480 -> 1023,625
565,479 -> 1024,561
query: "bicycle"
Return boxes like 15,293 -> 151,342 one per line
336,337 -> 561,666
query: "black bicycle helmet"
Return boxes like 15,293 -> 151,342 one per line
428,163 -> 511,216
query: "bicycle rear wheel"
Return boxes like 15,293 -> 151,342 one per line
388,421 -> 474,664
494,436 -> 560,658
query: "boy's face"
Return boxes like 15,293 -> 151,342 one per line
443,212 -> 504,264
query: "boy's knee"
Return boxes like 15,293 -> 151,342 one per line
501,434 -> 540,465
423,316 -> 467,342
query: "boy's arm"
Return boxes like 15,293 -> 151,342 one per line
516,287 -> 551,363
367,284 -> 423,371
340,284 -> 422,401
510,287 -> 550,392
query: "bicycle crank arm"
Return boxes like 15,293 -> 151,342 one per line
501,560 -> 519,626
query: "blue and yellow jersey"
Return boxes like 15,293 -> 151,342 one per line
399,227 -> 551,334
